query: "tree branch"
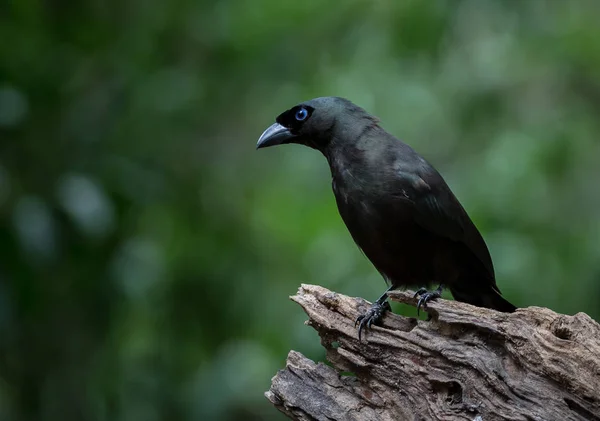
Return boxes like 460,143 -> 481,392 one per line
265,284 -> 600,421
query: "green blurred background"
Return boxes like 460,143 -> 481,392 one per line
2,1 -> 600,420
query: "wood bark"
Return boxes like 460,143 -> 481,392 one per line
265,284 -> 600,421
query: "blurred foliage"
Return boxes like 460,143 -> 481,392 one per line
1,0 -> 600,420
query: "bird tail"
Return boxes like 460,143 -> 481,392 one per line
450,285 -> 516,313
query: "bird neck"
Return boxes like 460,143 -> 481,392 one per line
324,143 -> 373,190
323,126 -> 402,195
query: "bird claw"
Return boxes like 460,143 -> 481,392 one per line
355,301 -> 391,341
414,287 -> 442,316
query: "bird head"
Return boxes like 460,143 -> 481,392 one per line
256,97 -> 376,152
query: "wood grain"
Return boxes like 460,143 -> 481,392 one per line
265,284 -> 600,421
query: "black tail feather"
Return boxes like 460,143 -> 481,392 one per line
450,286 -> 516,313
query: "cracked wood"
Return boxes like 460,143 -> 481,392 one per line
265,284 -> 600,421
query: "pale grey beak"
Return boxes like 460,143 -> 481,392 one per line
256,123 -> 296,149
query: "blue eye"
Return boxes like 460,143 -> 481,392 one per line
295,107 -> 308,121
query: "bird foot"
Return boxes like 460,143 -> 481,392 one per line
355,301 -> 391,341
414,287 -> 442,316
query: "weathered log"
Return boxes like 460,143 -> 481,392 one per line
265,284 -> 600,421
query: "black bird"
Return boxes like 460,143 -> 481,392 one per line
257,97 -> 516,339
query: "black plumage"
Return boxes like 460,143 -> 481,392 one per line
257,97 -> 516,339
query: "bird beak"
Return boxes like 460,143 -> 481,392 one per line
256,123 -> 296,149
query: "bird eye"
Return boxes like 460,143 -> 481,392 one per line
295,107 -> 308,121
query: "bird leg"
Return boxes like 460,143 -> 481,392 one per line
355,287 -> 393,341
414,284 -> 444,316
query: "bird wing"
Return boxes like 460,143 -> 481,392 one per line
413,190 -> 466,243
397,170 -> 496,281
